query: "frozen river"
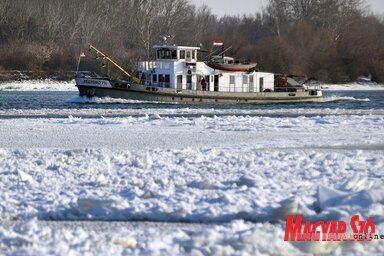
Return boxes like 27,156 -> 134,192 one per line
0,87 -> 383,255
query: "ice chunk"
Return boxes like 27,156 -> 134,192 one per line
317,186 -> 373,211
291,240 -> 340,254
272,197 -> 315,221
188,180 -> 221,190
143,191 -> 153,199
235,175 -> 259,187
272,198 -> 299,221
18,170 -> 35,184
77,198 -> 115,210
111,237 -> 137,249
149,113 -> 162,120
342,175 -> 369,191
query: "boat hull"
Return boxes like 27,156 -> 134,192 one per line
75,79 -> 323,104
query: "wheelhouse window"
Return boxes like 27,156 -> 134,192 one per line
171,50 -> 177,59
192,50 -> 196,60
186,51 -> 191,59
157,49 -> 177,60
179,50 -> 185,59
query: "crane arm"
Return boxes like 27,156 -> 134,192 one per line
88,44 -> 141,84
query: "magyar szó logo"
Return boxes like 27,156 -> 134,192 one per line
284,214 -> 382,242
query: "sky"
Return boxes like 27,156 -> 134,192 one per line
191,0 -> 384,17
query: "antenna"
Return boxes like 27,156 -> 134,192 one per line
160,35 -> 171,43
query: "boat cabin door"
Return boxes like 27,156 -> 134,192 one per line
186,75 -> 192,90
214,75 -> 219,91
177,75 -> 183,89
249,75 -> 254,92
259,77 -> 264,92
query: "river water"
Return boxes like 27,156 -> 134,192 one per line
0,90 -> 383,119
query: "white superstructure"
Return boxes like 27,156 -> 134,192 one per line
138,45 -> 274,93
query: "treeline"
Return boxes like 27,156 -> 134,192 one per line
0,0 -> 383,82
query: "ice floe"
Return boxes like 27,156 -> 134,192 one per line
0,115 -> 383,150
0,79 -> 76,91
0,148 -> 382,224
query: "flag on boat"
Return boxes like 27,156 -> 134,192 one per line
80,52 -> 86,57
213,40 -> 224,46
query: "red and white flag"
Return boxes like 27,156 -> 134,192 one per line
80,51 -> 86,57
213,40 -> 224,46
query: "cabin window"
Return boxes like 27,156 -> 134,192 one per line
180,50 -> 185,59
192,50 -> 196,60
152,74 -> 157,83
230,75 -> 235,85
165,75 -> 170,88
243,75 -> 248,84
249,75 -> 254,92
186,75 -> 192,90
159,74 -> 164,87
177,75 -> 183,89
186,51 -> 191,59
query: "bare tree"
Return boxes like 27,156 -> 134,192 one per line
0,0 -> 383,83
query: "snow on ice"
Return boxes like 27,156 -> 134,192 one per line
0,90 -> 383,254
1,147 -> 383,223
0,113 -> 383,255
0,79 -> 76,91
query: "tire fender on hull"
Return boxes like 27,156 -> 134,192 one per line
85,89 -> 96,98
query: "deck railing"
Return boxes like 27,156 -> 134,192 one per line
138,79 -> 323,93
274,86 -> 306,92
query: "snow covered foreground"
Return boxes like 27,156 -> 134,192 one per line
1,148 -> 384,255
0,115 -> 383,255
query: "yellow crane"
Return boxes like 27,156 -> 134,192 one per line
88,44 -> 141,84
